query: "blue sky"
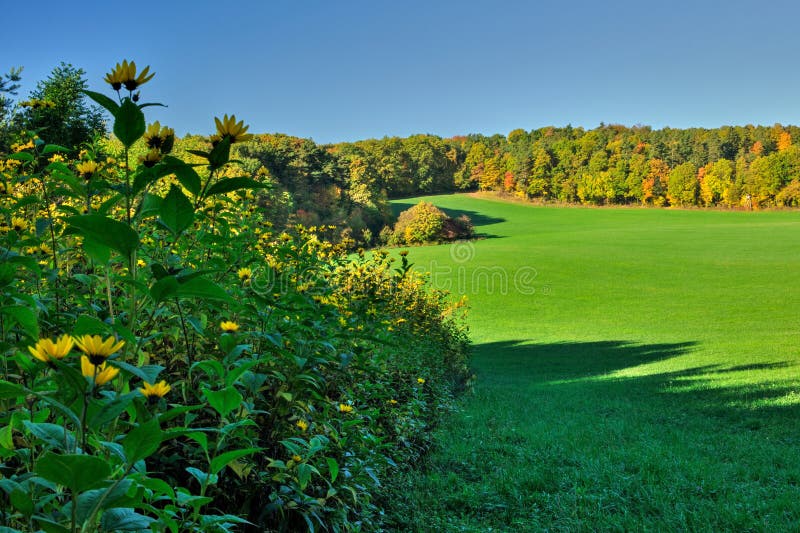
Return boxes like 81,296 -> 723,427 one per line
4,0 -> 800,143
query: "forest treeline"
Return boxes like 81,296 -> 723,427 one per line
48,124 -> 800,246
4,65 -> 800,247
219,123 -> 800,243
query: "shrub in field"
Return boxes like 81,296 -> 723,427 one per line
391,201 -> 474,244
394,201 -> 447,244
0,61 -> 469,532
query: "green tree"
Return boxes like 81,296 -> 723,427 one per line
0,66 -> 23,151
667,162 -> 698,207
21,62 -> 105,148
699,159 -> 733,206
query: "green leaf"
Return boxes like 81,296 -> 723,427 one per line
0,305 -> 38,339
176,276 -> 234,303
159,185 -> 194,236
159,156 -> 202,196
136,477 -> 175,498
123,417 -> 162,465
185,431 -> 209,454
22,421 -> 75,451
74,479 -> 133,524
87,392 -> 138,428
190,360 -> 225,380
138,192 -> 163,219
0,425 -> 13,449
202,386 -> 242,418
7,152 -> 33,162
83,90 -> 120,116
25,390 -> 82,429
158,404 -> 203,424
186,466 -> 218,487
114,98 -> 145,148
0,380 -> 26,399
131,166 -> 159,197
297,462 -> 313,490
207,136 -> 231,170
41,144 -> 69,155
326,457 -> 339,483
150,276 -> 178,303
82,237 -> 111,264
99,508 -> 155,531
10,489 -> 33,516
35,452 -> 111,493
225,360 -> 261,387
206,177 -> 268,197
73,315 -> 111,337
67,215 -> 139,258
110,361 -> 164,384
210,447 -> 262,475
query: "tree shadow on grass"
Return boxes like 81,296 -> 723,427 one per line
472,339 -> 800,427
389,340 -> 800,531
473,339 -> 698,381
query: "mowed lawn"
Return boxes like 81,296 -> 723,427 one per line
388,194 -> 800,532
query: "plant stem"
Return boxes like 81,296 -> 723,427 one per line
176,300 -> 192,365
71,489 -> 78,533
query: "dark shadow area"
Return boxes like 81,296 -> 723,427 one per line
388,339 -> 800,531
472,339 -> 800,426
473,339 -> 698,381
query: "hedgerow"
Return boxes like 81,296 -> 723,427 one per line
0,61 -> 470,532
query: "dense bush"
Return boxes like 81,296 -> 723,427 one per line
389,201 -> 475,245
0,62 -> 470,532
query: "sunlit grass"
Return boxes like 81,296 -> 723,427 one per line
387,194 -> 800,531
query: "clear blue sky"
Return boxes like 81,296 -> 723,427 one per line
4,0 -> 800,144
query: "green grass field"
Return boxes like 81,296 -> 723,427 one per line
387,194 -> 800,531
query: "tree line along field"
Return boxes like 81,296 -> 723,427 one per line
387,194 -> 800,531
4,64 -> 800,256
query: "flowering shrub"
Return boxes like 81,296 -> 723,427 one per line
0,62 -> 470,531
389,201 -> 475,245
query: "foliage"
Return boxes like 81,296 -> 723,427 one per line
326,123 -> 800,210
390,201 -> 474,245
0,66 -> 23,152
20,62 -> 106,150
0,62 -> 470,532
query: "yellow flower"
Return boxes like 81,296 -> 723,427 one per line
136,259 -> 146,268
417,378 -> 426,384
143,121 -> 175,153
296,419 -> 308,431
74,334 -> 125,365
210,114 -> 253,145
237,267 -> 252,281
292,454 -> 302,463
20,99 -> 55,109
138,380 -> 171,400
220,320 -> 240,333
81,356 -> 119,386
138,148 -> 162,168
105,60 -> 155,92
28,334 -> 74,364
338,403 -> 353,413
388,399 -> 398,405
76,160 -> 99,179
11,217 -> 28,232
